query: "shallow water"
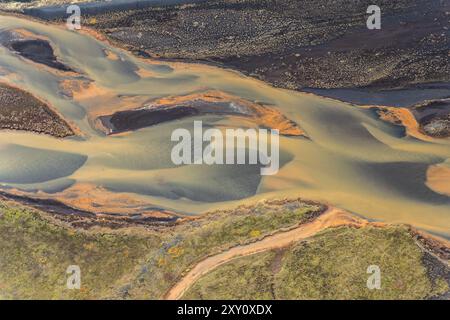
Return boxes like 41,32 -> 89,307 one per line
304,83 -> 450,107
0,15 -> 449,236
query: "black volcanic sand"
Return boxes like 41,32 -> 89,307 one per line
79,0 -> 449,91
101,106 -> 200,134
0,83 -> 74,137
100,99 -> 253,134
9,39 -> 73,72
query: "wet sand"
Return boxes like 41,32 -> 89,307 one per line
427,163 -> 450,197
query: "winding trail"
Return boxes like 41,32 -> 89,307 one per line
165,207 -> 368,300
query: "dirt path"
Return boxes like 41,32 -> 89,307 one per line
164,207 -> 367,300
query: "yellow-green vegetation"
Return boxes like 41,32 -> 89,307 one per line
2,199 -> 448,300
0,199 -> 323,299
125,200 -> 323,299
186,250 -> 278,300
0,203 -> 160,299
183,226 -> 449,300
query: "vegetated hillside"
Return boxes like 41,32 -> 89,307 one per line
183,226 -> 450,300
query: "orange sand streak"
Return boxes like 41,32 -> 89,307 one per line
426,164 -> 450,196
143,90 -> 306,136
375,106 -> 433,141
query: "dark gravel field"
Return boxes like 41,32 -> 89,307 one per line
0,83 -> 74,137
78,0 -> 450,91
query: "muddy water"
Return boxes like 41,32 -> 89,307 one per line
0,15 -> 449,236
